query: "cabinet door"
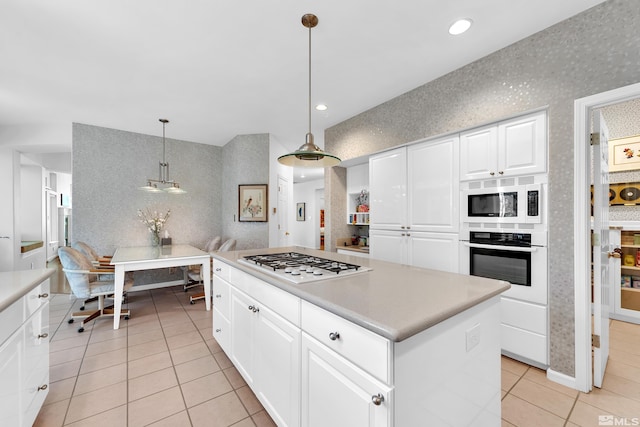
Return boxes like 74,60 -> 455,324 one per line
369,147 -> 407,230
255,304 -> 301,427
498,111 -> 546,177
408,136 -> 459,232
0,330 -> 23,427
369,230 -> 406,265
23,303 -> 49,427
459,125 -> 498,181
408,232 -> 459,273
301,334 -> 390,427
229,288 -> 256,386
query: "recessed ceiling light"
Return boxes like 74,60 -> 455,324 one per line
449,18 -> 472,35
315,104 -> 328,111
300,174 -> 305,178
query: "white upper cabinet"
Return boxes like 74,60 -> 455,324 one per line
369,136 -> 459,233
407,136 -> 459,232
460,111 -> 547,181
369,147 -> 407,230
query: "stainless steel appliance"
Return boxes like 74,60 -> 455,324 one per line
461,175 -> 545,225
460,230 -> 547,304
239,252 -> 371,284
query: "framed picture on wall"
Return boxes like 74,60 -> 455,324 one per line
239,184 -> 268,222
296,202 -> 305,221
609,135 -> 640,172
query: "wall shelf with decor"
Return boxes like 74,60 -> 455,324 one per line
347,192 -> 369,225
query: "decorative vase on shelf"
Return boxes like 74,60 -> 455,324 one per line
151,232 -> 161,247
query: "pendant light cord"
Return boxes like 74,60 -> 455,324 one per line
308,22 -> 312,136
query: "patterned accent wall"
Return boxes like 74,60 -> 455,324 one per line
73,123 -> 224,285
602,98 -> 640,221
324,0 -> 640,377
221,134 -> 270,250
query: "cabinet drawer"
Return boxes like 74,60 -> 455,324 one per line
212,276 -> 230,319
301,301 -> 390,384
213,308 -> 230,354
0,298 -> 22,347
213,260 -> 232,281
231,269 -> 300,326
501,297 -> 547,336
24,279 -> 50,320
501,323 -> 548,365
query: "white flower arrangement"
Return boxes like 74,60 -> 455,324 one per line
138,208 -> 170,245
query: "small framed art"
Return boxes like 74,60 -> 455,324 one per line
239,184 -> 268,222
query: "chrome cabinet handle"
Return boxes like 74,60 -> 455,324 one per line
38,293 -> 49,299
38,333 -> 48,339
490,172 -> 495,176
215,267 -> 222,272
215,328 -> 222,333
37,384 -> 48,391
329,332 -> 340,341
215,294 -> 222,298
499,171 -> 504,175
248,305 -> 259,313
372,393 -> 384,406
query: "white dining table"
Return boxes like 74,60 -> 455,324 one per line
110,244 -> 211,329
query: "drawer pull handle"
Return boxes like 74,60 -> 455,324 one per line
38,333 -> 48,339
37,384 -> 48,391
215,294 -> 222,298
38,293 -> 49,299
215,328 -> 222,333
215,268 -> 222,272
329,332 -> 340,341
248,305 -> 260,313
371,393 -> 384,406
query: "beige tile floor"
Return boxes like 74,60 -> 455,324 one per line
34,286 -> 277,427
37,261 -> 640,426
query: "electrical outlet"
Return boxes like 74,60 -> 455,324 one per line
466,323 -> 481,352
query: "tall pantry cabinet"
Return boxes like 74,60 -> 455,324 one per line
369,135 -> 460,273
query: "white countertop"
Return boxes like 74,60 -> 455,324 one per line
212,247 -> 510,342
0,269 -> 56,312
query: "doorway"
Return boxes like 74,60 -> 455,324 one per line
574,82 -> 640,392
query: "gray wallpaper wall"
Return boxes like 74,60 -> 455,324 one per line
324,0 -> 640,377
221,133 -> 270,250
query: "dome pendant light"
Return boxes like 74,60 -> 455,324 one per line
278,14 -> 341,168
139,119 -> 186,194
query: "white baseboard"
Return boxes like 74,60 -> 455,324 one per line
547,368 -> 579,391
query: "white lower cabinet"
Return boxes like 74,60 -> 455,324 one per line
369,230 -> 459,273
0,277 -> 50,427
301,333 -> 391,427
225,272 -> 301,427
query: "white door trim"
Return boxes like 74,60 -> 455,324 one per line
573,82 -> 640,392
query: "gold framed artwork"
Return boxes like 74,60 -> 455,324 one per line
238,184 -> 268,222
608,135 -> 640,172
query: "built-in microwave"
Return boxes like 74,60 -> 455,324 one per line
462,183 -> 542,224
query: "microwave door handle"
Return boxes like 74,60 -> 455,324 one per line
462,242 -> 538,253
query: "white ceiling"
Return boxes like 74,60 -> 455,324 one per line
0,1 -> 605,163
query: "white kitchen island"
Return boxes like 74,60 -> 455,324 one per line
211,247 -> 510,427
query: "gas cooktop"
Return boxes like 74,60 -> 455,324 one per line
238,252 -> 371,284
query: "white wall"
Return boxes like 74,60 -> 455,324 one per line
292,179 -> 324,249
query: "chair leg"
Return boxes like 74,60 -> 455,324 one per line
69,294 -> 131,332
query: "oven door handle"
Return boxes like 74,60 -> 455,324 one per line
462,242 -> 539,252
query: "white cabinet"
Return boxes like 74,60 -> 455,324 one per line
369,230 -> 459,273
0,277 -> 50,427
369,136 -> 459,233
217,263 -> 301,427
369,147 -> 407,230
460,111 -> 546,181
301,333 -> 391,427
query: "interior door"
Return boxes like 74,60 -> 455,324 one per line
278,176 -> 290,247
592,111 -> 612,388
